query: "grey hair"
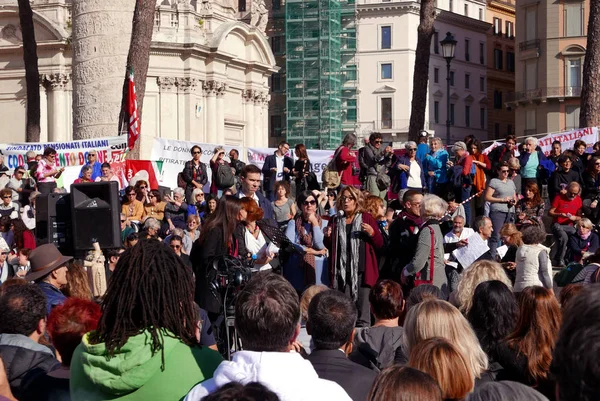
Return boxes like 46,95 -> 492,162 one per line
525,137 -> 538,147
342,133 -> 357,147
172,228 -> 184,237
173,187 -> 185,197
144,217 -> 161,231
473,216 -> 491,233
431,137 -> 443,146
421,194 -> 448,220
81,165 -> 92,173
26,150 -> 36,159
466,381 -> 549,401
405,141 -> 417,150
192,188 -> 204,198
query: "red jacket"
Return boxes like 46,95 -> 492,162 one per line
326,212 -> 383,288
336,146 -> 359,186
21,230 -> 36,250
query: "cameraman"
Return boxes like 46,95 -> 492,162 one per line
484,162 -> 518,260
190,196 -> 244,321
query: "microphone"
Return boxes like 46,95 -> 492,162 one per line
337,210 -> 345,218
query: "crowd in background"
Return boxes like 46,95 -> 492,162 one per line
0,132 -> 599,401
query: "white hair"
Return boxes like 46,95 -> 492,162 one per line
144,217 -> 161,230
192,188 -> 204,198
405,141 -> 417,150
525,137 -> 538,147
173,187 -> 185,197
421,194 -> 448,220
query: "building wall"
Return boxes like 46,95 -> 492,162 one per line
485,0 -> 515,140
0,0 -> 277,157
511,0 -> 590,137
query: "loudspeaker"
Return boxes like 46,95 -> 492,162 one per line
35,193 -> 73,255
70,181 -> 121,251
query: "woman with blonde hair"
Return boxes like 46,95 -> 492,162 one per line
325,185 -> 383,327
64,261 -> 93,301
408,337 -> 475,400
367,366 -> 442,401
402,194 -> 449,298
396,298 -> 489,381
568,217 -> 599,263
452,260 -> 512,315
499,223 -> 523,282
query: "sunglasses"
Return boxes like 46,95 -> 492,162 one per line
128,193 -> 136,196
170,245 -> 181,249
595,163 -> 600,166
568,192 -> 578,197
0,252 -> 7,256
1,196 -> 11,199
303,200 -> 317,206
408,148 -> 417,151
120,220 -> 126,223
139,186 -> 147,189
15,171 -> 24,174
193,151 -> 201,154
374,140 -> 383,144
88,154 -> 96,157
500,170 -> 509,173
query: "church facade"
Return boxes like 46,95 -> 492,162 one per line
0,0 -> 277,157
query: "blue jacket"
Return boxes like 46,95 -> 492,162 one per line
395,156 -> 426,190
518,148 -> 550,180
425,149 -> 449,184
38,282 -> 66,316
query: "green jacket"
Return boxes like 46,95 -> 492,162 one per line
70,331 -> 222,401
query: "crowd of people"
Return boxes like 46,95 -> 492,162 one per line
0,133 -> 599,401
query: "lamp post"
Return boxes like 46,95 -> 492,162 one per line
440,32 -> 457,148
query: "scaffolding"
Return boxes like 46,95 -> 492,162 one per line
285,0 -> 357,149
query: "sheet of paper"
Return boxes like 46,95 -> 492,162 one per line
452,233 -> 490,268
496,245 -> 509,260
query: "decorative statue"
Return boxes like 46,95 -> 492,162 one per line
84,241 -> 107,298
250,0 -> 268,33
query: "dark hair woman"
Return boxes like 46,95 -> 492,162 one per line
367,366 -> 442,401
71,240 -> 222,401
582,156 -> 600,223
467,280 -> 517,368
293,144 -> 318,199
36,147 -> 64,194
190,196 -> 243,317
494,286 -> 561,399
11,218 -> 36,251
182,145 -> 208,205
549,154 -> 580,201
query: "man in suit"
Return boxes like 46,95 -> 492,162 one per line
239,164 -> 275,221
261,141 -> 293,201
307,290 -> 377,401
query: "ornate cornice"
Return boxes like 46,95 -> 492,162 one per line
203,80 -> 227,96
357,1 -> 420,16
157,76 -> 177,92
175,77 -> 201,92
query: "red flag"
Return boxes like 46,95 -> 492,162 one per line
127,68 -> 140,151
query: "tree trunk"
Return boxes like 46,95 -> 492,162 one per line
72,0 -> 136,139
119,0 -> 158,144
580,0 -> 600,128
17,0 -> 40,142
408,0 -> 436,143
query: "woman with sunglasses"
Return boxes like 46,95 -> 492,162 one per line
182,146 -> 208,205
395,141 -> 426,192
485,162 -> 518,260
0,189 -> 19,219
285,191 -> 330,292
121,186 -> 144,225
134,180 -> 151,204
35,147 -> 64,195
324,186 -> 383,327
142,189 -> 166,224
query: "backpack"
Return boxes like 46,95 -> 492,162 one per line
322,147 -> 343,189
554,262 -> 584,287
177,172 -> 187,189
214,163 -> 235,189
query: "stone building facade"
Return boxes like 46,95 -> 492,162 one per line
0,0 -> 277,158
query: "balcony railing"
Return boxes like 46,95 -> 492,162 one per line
362,119 -> 433,132
506,86 -> 582,103
519,39 -> 540,52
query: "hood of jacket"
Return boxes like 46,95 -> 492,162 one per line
77,330 -> 183,396
354,326 -> 404,369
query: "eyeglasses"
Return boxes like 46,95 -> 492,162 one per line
15,171 -> 24,175
128,193 -> 136,196
408,148 -> 417,151
500,170 -> 509,173
341,196 -> 355,202
303,200 -> 317,206
193,151 -> 201,154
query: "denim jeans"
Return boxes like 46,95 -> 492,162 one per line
489,211 -> 514,259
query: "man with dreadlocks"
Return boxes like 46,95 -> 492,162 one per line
70,239 -> 222,401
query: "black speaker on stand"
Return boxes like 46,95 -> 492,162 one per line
70,181 -> 122,251
35,193 -> 73,255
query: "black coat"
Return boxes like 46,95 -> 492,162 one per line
307,349 -> 377,401
256,190 -> 275,221
0,338 -> 60,399
262,153 -> 293,192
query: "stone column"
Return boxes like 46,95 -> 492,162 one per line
71,0 -> 136,139
253,91 -> 268,148
215,82 -> 227,145
203,80 -> 226,144
38,78 -> 48,143
157,77 -> 178,139
242,89 -> 256,147
262,92 -> 270,148
176,77 -> 200,141
42,73 -> 71,142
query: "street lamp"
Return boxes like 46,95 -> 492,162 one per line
440,32 -> 457,148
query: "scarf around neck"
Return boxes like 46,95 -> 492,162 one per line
335,212 -> 363,301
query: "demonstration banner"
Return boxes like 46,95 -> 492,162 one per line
482,127 -> 598,157
247,148 -> 335,183
151,138 -> 241,190
124,160 -> 164,190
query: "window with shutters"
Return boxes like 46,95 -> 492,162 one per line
526,109 -> 536,131
526,7 -> 537,41
566,106 -> 580,130
564,4 -> 583,37
493,18 -> 502,35
506,21 -> 514,39
525,60 -> 537,91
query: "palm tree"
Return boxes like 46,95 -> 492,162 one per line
17,0 -> 40,142
580,0 -> 600,128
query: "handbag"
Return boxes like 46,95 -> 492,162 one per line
323,147 -> 344,189
376,170 -> 391,191
414,226 -> 435,286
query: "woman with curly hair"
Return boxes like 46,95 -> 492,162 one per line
395,298 -> 489,381
467,280 -> 518,364
515,181 -> 545,229
495,286 -> 561,399
452,259 -> 512,315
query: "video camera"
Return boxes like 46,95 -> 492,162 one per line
208,254 -> 254,302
